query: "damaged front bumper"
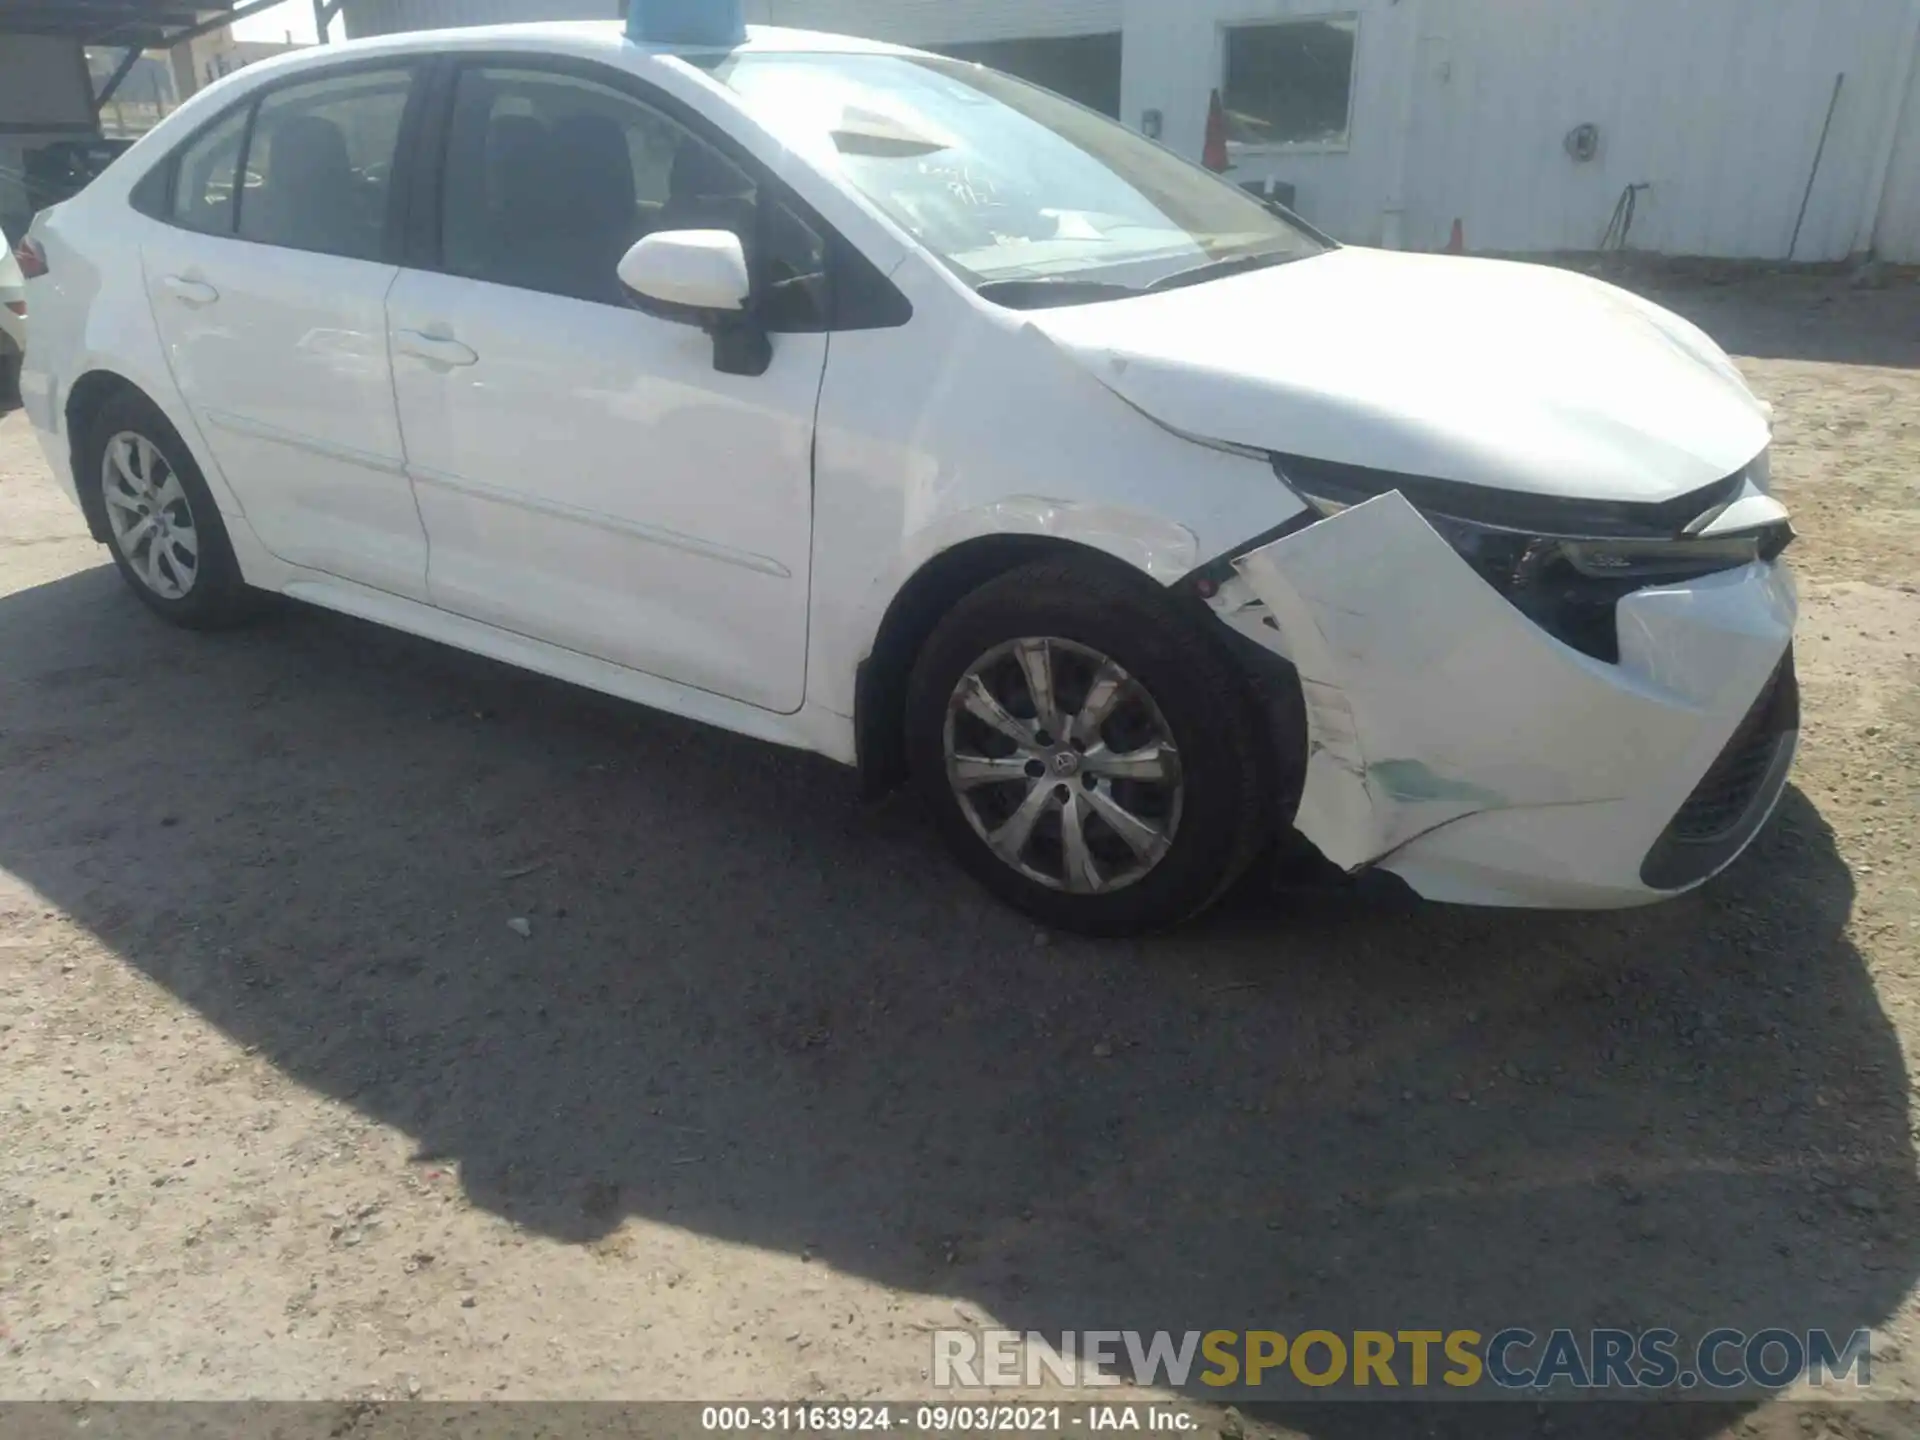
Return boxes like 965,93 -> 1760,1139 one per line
1209,491 -> 1798,909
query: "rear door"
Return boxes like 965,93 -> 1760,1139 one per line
141,63 -> 431,600
384,58 -> 827,712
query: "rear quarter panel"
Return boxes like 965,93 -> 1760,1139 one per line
23,193 -> 246,531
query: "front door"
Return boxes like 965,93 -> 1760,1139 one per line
386,62 -> 824,714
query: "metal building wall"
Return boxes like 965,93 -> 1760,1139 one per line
0,34 -> 94,130
1871,52 -> 1920,261
0,34 -> 98,240
1389,0 -> 1917,260
750,0 -> 1119,46
1123,0 -> 1920,260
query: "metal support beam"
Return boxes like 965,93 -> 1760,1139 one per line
93,42 -> 145,111
135,0 -> 300,50
314,0 -> 345,43
1,2 -> 199,29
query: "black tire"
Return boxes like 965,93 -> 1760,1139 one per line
81,390 -> 258,629
0,347 -> 19,410
906,555 -> 1270,936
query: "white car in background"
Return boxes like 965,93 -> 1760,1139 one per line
17,22 -> 1798,935
0,223 -> 25,400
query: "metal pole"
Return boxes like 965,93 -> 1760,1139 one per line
93,43 -> 145,111
313,0 -> 345,43
1789,73 -> 1845,262
150,0 -> 305,51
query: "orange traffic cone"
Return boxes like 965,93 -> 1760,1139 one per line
1203,89 -> 1230,173
1445,218 -> 1465,254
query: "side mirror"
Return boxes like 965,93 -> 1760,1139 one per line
618,229 -> 750,314
617,229 -> 769,377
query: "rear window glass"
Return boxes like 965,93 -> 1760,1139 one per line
235,68 -> 412,261
169,105 -> 248,235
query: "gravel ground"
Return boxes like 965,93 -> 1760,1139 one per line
0,266 -> 1917,1439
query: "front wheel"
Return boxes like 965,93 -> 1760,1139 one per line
906,556 -> 1269,936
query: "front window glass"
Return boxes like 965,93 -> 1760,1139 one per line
714,51 -> 1327,306
441,66 -> 756,306
439,65 -> 829,325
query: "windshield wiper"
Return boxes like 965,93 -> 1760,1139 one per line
975,251 -> 1307,309
973,277 -> 1141,310
1145,249 -> 1306,294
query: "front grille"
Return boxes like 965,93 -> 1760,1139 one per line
1640,650 -> 1798,889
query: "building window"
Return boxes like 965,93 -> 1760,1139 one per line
1221,16 -> 1357,150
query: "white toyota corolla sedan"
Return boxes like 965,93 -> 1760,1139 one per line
16,21 -> 1798,935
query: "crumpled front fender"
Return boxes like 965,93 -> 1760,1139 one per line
1209,491 -> 1795,900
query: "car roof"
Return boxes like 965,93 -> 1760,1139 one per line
68,13 -> 949,268
237,20 -> 928,79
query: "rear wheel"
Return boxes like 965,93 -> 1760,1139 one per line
84,391 -> 256,628
907,556 -> 1268,935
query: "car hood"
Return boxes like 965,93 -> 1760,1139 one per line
1025,246 -> 1771,504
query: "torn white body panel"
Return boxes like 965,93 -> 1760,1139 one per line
1223,493 -> 1797,908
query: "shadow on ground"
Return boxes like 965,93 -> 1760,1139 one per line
0,567 -> 1911,1437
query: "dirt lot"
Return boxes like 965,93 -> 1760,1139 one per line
0,265 -> 1917,1437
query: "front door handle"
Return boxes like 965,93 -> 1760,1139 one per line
395,329 -> 479,368
162,275 -> 219,306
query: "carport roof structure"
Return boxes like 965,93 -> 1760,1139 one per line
0,0 -> 284,48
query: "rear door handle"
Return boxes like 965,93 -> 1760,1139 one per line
162,275 -> 219,306
394,329 -> 479,368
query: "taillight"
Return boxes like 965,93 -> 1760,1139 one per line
14,237 -> 47,280
4,301 -> 23,318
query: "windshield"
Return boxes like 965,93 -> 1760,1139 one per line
712,51 -> 1328,306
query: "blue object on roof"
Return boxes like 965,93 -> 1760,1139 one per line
625,0 -> 746,47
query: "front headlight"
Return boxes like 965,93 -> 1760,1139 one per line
1278,455 -> 1790,663
1559,533 -> 1772,579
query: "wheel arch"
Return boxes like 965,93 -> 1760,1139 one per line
64,369 -> 154,543
850,529 -> 1301,804
855,534 -> 1164,796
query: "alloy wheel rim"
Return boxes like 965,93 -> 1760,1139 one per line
101,431 -> 199,601
944,637 -> 1183,895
